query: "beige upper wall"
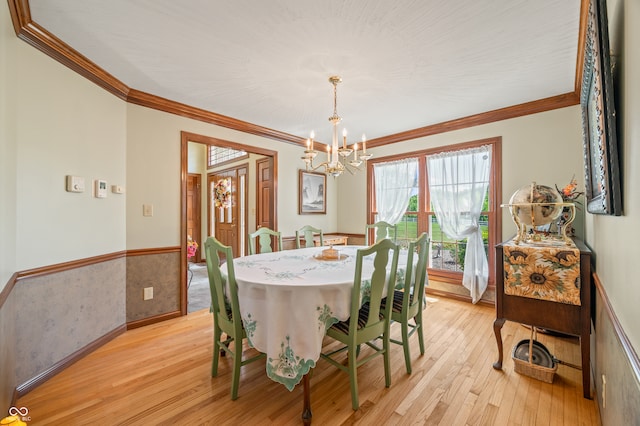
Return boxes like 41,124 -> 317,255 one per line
125,103 -> 339,250
1,4 -> 17,287
585,0 -> 640,354
2,3 -> 127,274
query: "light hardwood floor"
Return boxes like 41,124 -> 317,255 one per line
17,296 -> 600,425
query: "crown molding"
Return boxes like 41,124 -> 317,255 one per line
127,89 -> 305,146
9,0 -> 584,150
366,92 -> 579,148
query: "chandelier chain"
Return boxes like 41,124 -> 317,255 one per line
330,76 -> 341,122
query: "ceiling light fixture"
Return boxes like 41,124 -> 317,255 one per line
302,76 -> 371,177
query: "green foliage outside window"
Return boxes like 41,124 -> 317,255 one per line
408,194 -> 418,212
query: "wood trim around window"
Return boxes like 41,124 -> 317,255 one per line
367,137 -> 502,290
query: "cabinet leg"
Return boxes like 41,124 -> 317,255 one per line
493,318 -> 506,369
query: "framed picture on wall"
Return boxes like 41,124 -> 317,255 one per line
580,0 -> 622,215
299,170 -> 326,214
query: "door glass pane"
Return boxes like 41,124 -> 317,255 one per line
428,215 -> 465,272
396,214 -> 418,247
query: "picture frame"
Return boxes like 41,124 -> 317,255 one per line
580,0 -> 622,215
299,170 -> 326,214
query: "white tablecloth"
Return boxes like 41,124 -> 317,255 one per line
229,246 -> 413,390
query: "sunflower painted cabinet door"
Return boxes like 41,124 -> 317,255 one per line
492,237 -> 592,399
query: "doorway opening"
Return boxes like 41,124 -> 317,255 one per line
180,131 -> 277,315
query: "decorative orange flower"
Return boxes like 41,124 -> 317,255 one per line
556,176 -> 584,203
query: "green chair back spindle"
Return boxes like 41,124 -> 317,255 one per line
365,221 -> 397,245
295,225 -> 324,249
204,236 -> 265,400
320,239 -> 400,410
248,227 -> 283,255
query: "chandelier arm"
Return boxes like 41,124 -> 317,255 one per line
343,161 -> 362,175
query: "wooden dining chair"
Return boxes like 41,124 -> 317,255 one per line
204,236 -> 265,400
384,232 -> 430,374
364,221 -> 397,245
295,225 -> 324,249
320,239 -> 400,410
248,227 -> 283,255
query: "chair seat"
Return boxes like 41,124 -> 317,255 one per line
382,290 -> 415,314
328,302 -> 384,335
224,303 -> 233,320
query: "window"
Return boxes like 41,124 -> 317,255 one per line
368,137 -> 501,289
208,146 -> 248,168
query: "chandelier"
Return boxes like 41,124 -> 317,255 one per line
301,76 -> 372,177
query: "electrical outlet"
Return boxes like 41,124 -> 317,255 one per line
143,204 -> 153,217
143,287 -> 153,300
601,374 -> 607,409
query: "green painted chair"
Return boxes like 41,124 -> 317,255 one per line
320,239 -> 400,410
204,236 -> 265,400
364,221 -> 397,245
295,225 -> 324,249
384,232 -> 430,374
248,227 -> 283,255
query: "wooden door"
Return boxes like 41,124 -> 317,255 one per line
256,157 -> 274,231
186,173 -> 201,262
209,165 -> 248,258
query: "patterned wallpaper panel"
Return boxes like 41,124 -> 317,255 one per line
14,258 -> 126,384
126,252 -> 180,321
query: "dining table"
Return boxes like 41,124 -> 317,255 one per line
227,245 -> 416,424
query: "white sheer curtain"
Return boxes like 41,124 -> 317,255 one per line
427,145 -> 492,303
373,158 -> 419,225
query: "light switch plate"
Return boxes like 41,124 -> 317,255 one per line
143,287 -> 153,300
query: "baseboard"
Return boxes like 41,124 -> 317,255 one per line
126,310 -> 182,330
15,323 -> 127,398
425,287 -> 494,307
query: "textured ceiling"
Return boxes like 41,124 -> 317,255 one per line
28,0 -> 581,145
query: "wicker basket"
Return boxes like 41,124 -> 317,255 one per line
511,328 -> 557,383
